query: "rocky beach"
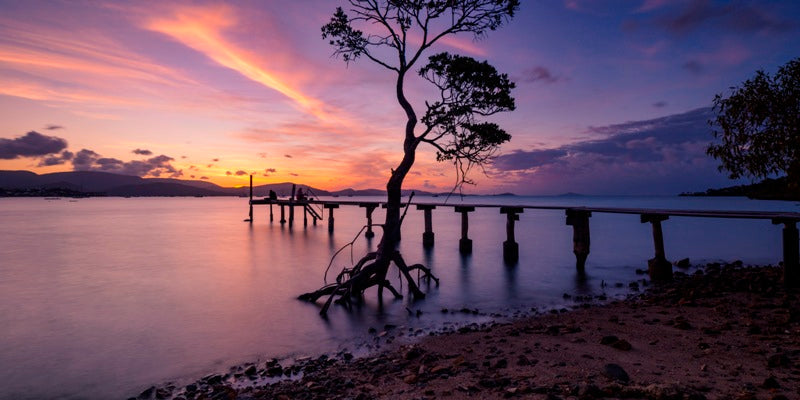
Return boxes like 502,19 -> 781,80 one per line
135,263 -> 799,400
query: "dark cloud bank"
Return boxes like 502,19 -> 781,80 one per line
0,131 -> 68,159
658,0 -> 796,36
72,150 -> 182,178
491,108 -> 741,195
1,130 -> 182,178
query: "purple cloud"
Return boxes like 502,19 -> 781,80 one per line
492,149 -> 567,171
659,1 -> 795,35
520,66 -> 562,84
71,149 -> 182,177
262,167 -> 277,177
44,124 -> 64,130
235,170 -> 248,176
38,150 -> 74,166
490,108 -> 737,195
0,131 -> 68,159
132,148 -> 153,155
682,60 -> 704,75
72,149 -> 101,170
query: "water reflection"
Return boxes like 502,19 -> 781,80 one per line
0,196 -> 794,399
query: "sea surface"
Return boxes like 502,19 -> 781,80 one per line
0,195 -> 797,399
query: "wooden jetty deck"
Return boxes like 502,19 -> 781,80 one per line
245,179 -> 800,287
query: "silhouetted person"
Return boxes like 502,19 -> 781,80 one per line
296,188 -> 305,201
269,190 -> 277,200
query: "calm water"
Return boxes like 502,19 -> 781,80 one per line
0,195 -> 797,399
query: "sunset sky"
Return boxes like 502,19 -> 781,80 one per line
1,0 -> 799,195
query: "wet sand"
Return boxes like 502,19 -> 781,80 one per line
138,263 -> 800,400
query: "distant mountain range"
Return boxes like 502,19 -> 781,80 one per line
0,170 -> 441,198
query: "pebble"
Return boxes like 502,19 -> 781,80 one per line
602,363 -> 630,383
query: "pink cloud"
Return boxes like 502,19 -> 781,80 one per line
636,0 -> 672,13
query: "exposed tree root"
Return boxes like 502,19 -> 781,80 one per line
299,193 -> 438,316
299,250 -> 439,317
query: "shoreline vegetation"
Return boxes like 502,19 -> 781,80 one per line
135,262 -> 799,400
680,177 -> 800,201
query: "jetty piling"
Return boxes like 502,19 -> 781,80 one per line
773,218 -> 799,287
641,214 -> 673,281
248,175 -> 253,223
359,203 -> 378,238
566,209 -> 591,271
324,204 -> 339,234
417,204 -> 437,247
288,185 -> 296,228
248,193 -> 800,282
500,207 -> 524,263
455,206 -> 475,254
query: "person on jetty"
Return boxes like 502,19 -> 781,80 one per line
296,188 -> 305,201
268,190 -> 277,200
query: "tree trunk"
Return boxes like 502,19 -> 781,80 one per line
298,67 -> 436,315
374,68 -> 419,276
342,66 -> 420,296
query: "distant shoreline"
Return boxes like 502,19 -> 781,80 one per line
681,177 -> 800,201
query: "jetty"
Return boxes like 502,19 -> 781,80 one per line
245,179 -> 800,287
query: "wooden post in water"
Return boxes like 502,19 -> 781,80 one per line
772,218 -> 799,287
455,206 -> 475,254
248,175 -> 253,223
280,204 -> 286,225
303,205 -> 308,227
324,204 -> 339,234
359,203 -> 378,238
416,204 -> 436,247
641,214 -> 672,281
500,207 -> 523,263
270,203 -> 274,222
288,185 -> 296,228
566,209 -> 591,271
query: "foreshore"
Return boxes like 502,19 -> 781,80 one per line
138,263 -> 799,400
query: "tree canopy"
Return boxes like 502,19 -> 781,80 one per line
322,0 -> 518,190
708,58 -> 800,185
301,1 -> 519,315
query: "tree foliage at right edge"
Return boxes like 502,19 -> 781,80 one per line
708,58 -> 800,189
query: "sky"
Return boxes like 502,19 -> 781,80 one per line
1,0 -> 798,195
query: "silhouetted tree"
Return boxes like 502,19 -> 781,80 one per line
708,58 -> 800,190
300,0 -> 519,315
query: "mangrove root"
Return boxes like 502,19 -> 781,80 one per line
299,250 -> 439,317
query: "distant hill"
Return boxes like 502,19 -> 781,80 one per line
680,177 -> 800,201
0,170 -> 439,198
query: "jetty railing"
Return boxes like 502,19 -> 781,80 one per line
247,189 -> 799,287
